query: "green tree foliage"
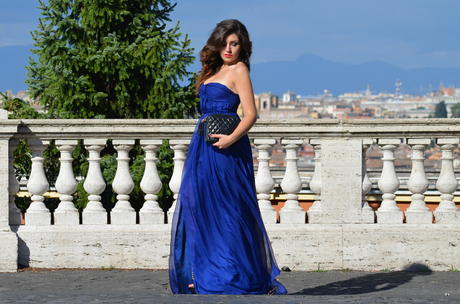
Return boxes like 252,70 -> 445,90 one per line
21,0 -> 200,214
27,0 -> 198,119
434,101 -> 447,118
451,102 -> 460,118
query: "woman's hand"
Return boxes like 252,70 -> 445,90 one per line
211,134 -> 236,149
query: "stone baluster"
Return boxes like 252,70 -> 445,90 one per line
54,140 -> 79,225
405,139 -> 432,223
82,139 -> 107,225
376,139 -> 403,224
167,140 -> 190,224
139,140 -> 164,224
279,139 -> 305,224
434,138 -> 460,223
25,139 -> 51,226
307,139 -> 322,223
8,139 -> 21,225
111,140 -> 136,225
254,139 -> 277,224
361,139 -> 375,223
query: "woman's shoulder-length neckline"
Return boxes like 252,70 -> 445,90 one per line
201,82 -> 238,95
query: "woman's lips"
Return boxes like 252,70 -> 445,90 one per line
225,54 -> 232,58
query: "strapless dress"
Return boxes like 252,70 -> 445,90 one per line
169,82 -> 287,295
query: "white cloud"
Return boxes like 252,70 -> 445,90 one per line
0,23 -> 36,47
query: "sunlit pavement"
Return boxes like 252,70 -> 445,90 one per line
0,269 -> 459,303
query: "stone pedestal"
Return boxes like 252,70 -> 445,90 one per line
0,134 -> 19,272
0,231 -> 18,272
405,212 -> 433,223
376,211 -> 404,224
320,138 -> 363,224
111,201 -> 136,225
433,211 -> 460,223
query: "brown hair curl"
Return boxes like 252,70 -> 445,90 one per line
196,19 -> 252,94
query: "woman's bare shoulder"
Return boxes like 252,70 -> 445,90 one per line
234,61 -> 249,71
232,62 -> 250,77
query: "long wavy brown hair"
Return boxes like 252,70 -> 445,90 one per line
196,19 -> 252,94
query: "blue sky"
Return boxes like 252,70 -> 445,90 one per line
168,0 -> 460,69
2,0 -> 460,68
1,0 -> 460,92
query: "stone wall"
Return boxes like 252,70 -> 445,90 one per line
13,224 -> 460,271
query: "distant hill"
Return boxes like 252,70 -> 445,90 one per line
250,54 -> 460,96
2,45 -> 460,97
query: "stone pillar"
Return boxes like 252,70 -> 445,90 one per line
25,139 -> 51,226
279,139 -> 305,224
0,133 -> 18,272
139,140 -> 164,224
54,140 -> 79,225
111,140 -> 136,225
82,139 -> 107,225
434,138 -> 460,223
254,138 -> 277,224
8,139 -> 21,226
307,139 -> 322,223
405,139 -> 432,224
361,139 -> 374,223
376,139 -> 403,224
320,138 -> 363,223
167,140 -> 190,224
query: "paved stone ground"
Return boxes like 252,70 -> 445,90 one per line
1,268 -> 460,303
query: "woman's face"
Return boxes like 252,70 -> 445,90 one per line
220,33 -> 241,65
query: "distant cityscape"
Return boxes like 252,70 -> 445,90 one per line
5,80 -> 460,120
240,81 -> 460,120
5,84 -> 460,171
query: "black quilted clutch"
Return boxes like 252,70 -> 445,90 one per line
198,114 -> 240,143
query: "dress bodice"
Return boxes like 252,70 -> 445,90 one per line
199,82 -> 240,115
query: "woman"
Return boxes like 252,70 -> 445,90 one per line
169,19 -> 287,295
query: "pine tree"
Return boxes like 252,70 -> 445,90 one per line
26,0 -> 199,119
434,101 -> 447,118
24,0 -> 200,213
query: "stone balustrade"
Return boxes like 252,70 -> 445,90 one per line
2,117 -> 460,272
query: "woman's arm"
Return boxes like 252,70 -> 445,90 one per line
211,63 -> 257,149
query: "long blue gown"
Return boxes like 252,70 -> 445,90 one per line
169,82 -> 287,295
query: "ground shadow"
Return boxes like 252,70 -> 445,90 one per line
16,235 -> 30,268
291,263 -> 433,295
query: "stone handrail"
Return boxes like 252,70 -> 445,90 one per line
8,118 -> 460,139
